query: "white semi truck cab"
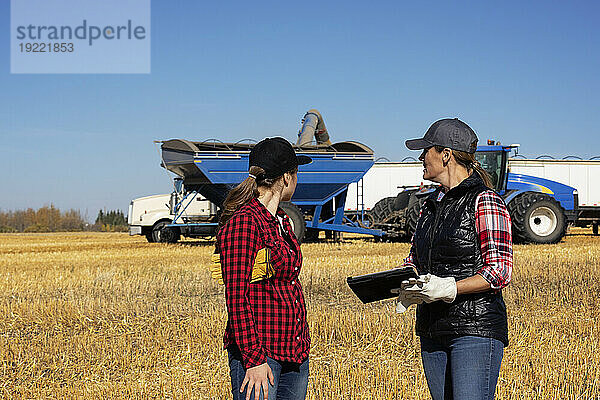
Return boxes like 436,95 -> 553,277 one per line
128,186 -> 218,242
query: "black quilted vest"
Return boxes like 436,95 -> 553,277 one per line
413,172 -> 509,346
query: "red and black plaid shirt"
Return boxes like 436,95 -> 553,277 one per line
404,190 -> 513,289
216,197 -> 310,368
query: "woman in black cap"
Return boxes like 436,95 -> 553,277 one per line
213,137 -> 312,400
397,118 -> 513,400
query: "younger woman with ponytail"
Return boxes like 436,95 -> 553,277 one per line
214,137 -> 312,400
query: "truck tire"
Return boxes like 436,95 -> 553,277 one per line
279,202 -> 306,243
160,226 -> 180,244
151,220 -> 179,243
508,192 -> 567,244
145,231 -> 154,243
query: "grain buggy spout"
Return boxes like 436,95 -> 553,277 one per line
160,138 -> 383,241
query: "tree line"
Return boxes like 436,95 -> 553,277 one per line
95,209 -> 127,231
0,206 -> 128,233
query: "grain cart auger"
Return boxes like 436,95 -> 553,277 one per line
297,109 -> 332,147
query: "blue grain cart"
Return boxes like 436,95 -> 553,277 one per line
158,139 -> 383,243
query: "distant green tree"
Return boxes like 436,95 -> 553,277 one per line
95,210 -> 104,225
95,209 -> 127,231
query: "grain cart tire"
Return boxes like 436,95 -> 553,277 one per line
508,192 -> 567,244
304,228 -> 320,242
279,202 -> 306,243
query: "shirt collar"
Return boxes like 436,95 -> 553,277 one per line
249,197 -> 287,222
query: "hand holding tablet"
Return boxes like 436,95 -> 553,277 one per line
346,266 -> 419,304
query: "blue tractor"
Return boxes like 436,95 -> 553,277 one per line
477,144 -> 576,243
371,144 -> 577,244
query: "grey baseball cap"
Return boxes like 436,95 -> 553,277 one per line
405,118 -> 478,154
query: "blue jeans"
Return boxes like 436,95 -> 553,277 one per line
420,335 -> 504,400
228,347 -> 309,400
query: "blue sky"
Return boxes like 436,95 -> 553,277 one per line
1,0 -> 599,217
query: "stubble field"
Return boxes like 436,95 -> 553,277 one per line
1,231 -> 599,399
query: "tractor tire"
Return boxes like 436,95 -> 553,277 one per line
370,197 -> 396,223
406,193 -> 425,239
280,202 -> 306,243
507,192 -> 567,244
151,220 -> 179,243
393,191 -> 412,211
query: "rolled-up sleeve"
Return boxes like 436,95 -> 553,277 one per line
475,191 -> 513,290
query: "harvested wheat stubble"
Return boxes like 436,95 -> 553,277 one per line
0,230 -> 599,399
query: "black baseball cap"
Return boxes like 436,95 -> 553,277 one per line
249,137 -> 312,179
405,118 -> 478,154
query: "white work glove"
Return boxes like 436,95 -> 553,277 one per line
403,273 -> 457,304
394,291 -> 423,314
391,276 -> 427,314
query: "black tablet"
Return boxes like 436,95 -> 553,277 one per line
347,267 -> 419,304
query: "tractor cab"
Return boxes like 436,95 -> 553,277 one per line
474,142 -> 517,194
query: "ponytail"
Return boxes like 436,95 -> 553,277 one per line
470,159 -> 494,189
218,165 -> 298,228
219,166 -> 264,228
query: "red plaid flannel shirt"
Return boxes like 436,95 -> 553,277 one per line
404,190 -> 513,289
216,197 -> 310,368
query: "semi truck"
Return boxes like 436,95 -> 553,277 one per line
127,179 -> 218,242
